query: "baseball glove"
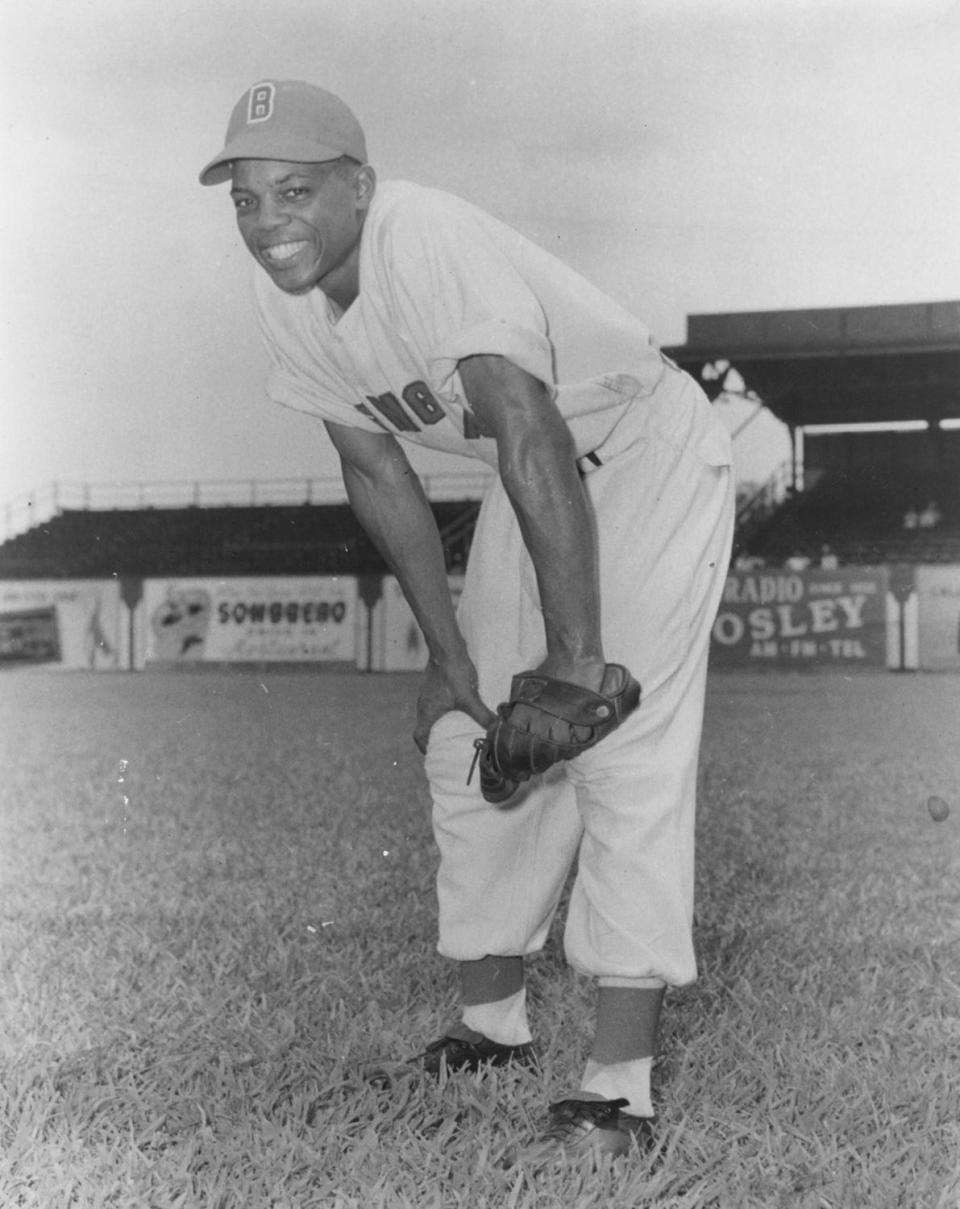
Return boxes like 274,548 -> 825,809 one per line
468,663 -> 641,804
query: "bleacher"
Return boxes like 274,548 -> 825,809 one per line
3,460 -> 957,582
0,500 -> 481,581
667,301 -> 960,572
743,460 -> 960,567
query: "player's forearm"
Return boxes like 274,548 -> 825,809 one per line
341,460 -> 468,665
458,354 -> 605,684
498,425 -> 604,673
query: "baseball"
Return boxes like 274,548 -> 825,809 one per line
927,795 -> 950,823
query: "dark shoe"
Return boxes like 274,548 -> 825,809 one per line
413,1022 -> 538,1076
510,1093 -> 655,1165
361,1021 -> 537,1088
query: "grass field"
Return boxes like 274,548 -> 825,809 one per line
1,668 -> 958,1208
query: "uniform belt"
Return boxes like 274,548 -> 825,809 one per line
577,450 -> 604,475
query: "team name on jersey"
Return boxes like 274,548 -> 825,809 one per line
357,380 -> 485,439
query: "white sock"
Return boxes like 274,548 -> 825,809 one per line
581,1056 -> 654,1118
461,987 -> 533,1047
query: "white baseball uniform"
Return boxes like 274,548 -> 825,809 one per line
255,180 -> 734,986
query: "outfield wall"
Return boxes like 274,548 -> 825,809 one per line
137,576 -> 357,667
916,565 -> 960,672
0,580 -> 123,670
711,568 -> 889,669
1,567 -> 957,672
711,565 -> 960,672
356,575 -> 466,672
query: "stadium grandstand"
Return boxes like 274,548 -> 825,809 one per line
0,473 -> 490,582
1,300 -> 957,583
667,300 -> 960,568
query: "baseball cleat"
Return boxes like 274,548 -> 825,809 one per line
413,1022 -> 539,1076
508,1093 -> 655,1166
361,1021 -> 538,1088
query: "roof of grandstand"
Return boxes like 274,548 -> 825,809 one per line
665,300 -> 960,428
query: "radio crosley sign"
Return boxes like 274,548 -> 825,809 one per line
711,568 -> 888,667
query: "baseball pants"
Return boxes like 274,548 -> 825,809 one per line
424,365 -> 735,986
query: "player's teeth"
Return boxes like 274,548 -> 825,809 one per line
264,242 -> 305,261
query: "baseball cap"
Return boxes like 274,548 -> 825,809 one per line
199,80 -> 367,186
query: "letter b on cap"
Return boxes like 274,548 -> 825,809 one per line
247,82 -> 275,124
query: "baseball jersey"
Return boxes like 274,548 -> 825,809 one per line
254,180 -> 672,468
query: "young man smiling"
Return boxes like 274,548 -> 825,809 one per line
201,79 -> 734,1165
232,157 -> 369,304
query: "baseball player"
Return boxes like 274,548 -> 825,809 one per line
201,80 -> 734,1164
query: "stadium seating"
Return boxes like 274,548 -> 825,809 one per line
743,461 -> 960,567
2,447 -> 956,581
0,500 -> 482,580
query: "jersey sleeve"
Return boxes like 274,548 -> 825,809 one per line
372,191 -> 557,397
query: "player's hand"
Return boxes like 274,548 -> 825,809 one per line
413,654 -> 496,754
470,660 -> 642,804
503,653 -> 607,745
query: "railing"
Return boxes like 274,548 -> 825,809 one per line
0,471 -> 496,544
735,459 -> 794,534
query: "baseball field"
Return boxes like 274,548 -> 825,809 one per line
1,668 -> 957,1208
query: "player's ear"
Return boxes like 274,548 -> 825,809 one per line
354,164 -> 376,210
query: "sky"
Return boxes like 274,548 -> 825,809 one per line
2,0 -> 959,511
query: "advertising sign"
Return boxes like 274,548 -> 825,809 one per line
142,577 -> 356,664
0,580 -> 121,669
0,607 -> 61,665
711,568 -> 889,668
916,565 -> 960,672
375,575 -> 465,671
